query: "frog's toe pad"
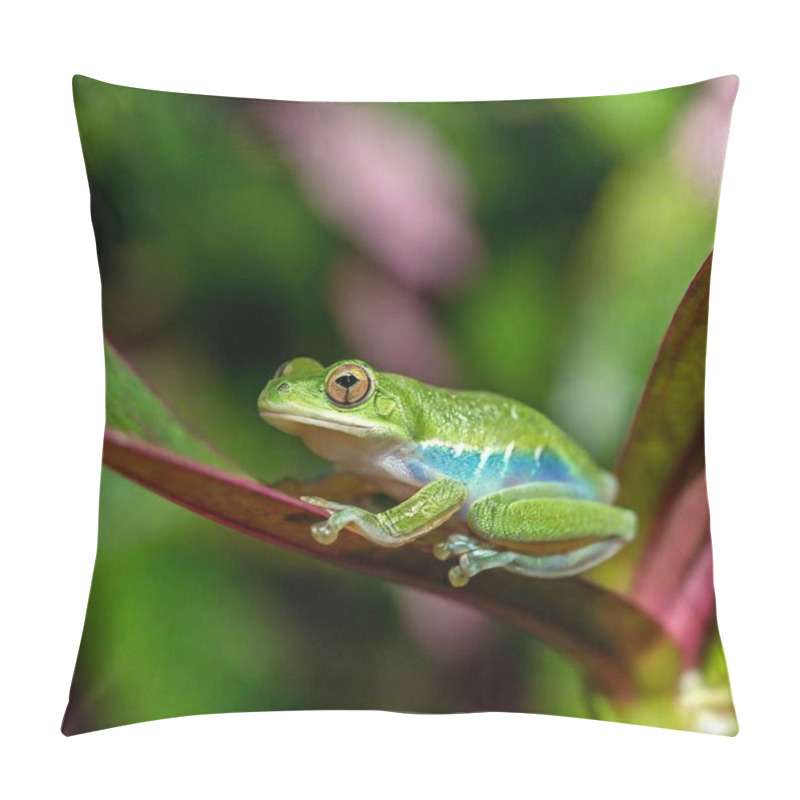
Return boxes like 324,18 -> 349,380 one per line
310,520 -> 340,545
433,542 -> 453,561
447,564 -> 471,587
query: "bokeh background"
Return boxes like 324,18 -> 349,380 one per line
66,75 -> 735,733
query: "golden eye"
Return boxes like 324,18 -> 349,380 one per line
325,364 -> 372,406
274,361 -> 290,379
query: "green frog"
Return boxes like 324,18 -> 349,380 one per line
258,358 -> 636,587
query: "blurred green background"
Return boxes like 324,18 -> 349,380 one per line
66,75 -> 732,733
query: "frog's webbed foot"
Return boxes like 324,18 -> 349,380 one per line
300,479 -> 468,549
447,548 -> 517,587
434,533 -> 627,587
435,534 -> 521,587
301,496 -> 352,545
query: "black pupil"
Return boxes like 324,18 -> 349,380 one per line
335,373 -> 359,389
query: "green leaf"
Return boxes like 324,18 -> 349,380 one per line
590,253 -> 712,591
101,340 -> 682,711
618,254 -> 711,535
585,253 -> 733,737
103,344 -> 225,467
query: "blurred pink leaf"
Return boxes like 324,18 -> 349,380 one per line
672,76 -> 739,204
330,259 -> 459,384
259,101 -> 481,292
632,471 -> 716,666
394,587 -> 492,667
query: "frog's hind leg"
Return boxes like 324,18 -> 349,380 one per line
504,539 -> 627,579
447,538 -> 628,586
448,482 -> 636,585
435,483 -> 594,562
447,534 -> 633,587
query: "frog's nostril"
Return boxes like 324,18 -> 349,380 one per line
277,382 -> 291,393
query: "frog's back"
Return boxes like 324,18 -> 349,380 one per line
394,378 -> 616,503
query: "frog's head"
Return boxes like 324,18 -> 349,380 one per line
258,358 -> 414,456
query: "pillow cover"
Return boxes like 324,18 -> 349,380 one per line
65,75 -> 738,736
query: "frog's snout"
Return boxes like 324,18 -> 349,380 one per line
258,378 -> 298,419
257,380 -> 280,414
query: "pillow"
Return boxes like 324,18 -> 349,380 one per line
65,74 -> 738,736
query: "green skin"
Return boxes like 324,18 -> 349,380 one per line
258,358 -> 636,587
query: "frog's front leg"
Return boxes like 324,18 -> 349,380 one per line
445,482 -> 636,586
301,478 -> 468,547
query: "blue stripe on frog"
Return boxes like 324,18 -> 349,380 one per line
410,442 -> 588,500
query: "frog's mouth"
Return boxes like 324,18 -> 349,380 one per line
259,409 -> 373,437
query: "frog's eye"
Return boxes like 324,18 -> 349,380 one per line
273,361 -> 290,379
325,364 -> 372,407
